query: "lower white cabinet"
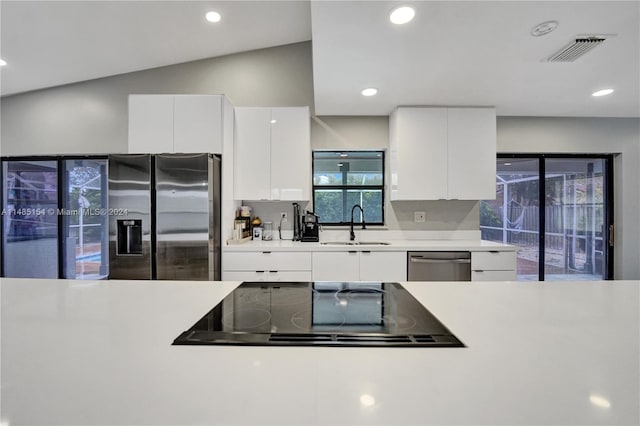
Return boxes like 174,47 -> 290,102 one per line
312,251 -> 407,281
223,252 -> 312,281
471,251 -> 517,281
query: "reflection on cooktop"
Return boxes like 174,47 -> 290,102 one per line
172,282 -> 465,347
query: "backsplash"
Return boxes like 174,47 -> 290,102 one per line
243,199 -> 479,240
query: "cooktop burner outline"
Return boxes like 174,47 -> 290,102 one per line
173,282 -> 465,348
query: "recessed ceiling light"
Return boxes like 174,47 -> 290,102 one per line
361,88 -> 378,97
270,119 -> 277,124
592,88 -> 614,97
205,11 -> 221,23
360,394 -> 376,407
340,153 -> 348,157
589,395 -> 611,408
531,20 -> 559,37
0,59 -> 7,66
389,6 -> 415,25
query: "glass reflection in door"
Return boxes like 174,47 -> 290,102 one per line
545,158 -> 607,280
2,160 -> 59,278
480,158 -> 540,280
62,159 -> 109,279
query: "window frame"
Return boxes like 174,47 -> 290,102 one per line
312,150 -> 385,226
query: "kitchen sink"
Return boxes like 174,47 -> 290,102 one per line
320,241 -> 390,246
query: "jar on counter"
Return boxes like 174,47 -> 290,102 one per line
263,222 -> 273,241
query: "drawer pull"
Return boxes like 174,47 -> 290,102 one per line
262,251 -> 272,254
269,270 -> 278,273
489,250 -> 500,254
348,251 -> 357,254
410,258 -> 470,264
256,270 -> 265,274
474,270 -> 485,273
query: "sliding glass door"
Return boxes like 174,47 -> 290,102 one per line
1,160 -> 59,278
544,158 -> 609,280
1,156 -> 109,279
481,155 -> 613,281
62,159 -> 109,279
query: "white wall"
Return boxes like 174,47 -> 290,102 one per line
0,42 -> 314,155
497,117 -> 640,280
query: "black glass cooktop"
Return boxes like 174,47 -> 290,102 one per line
172,282 -> 465,347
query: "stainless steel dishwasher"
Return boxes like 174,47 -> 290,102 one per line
407,252 -> 471,281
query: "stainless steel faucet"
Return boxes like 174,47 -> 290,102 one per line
349,204 -> 366,241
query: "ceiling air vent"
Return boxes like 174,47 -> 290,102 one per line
547,36 -> 607,62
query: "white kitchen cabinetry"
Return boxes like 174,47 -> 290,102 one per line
223,251 -> 312,281
234,107 -> 310,201
471,251 -> 517,281
390,107 -> 496,200
312,251 -> 407,281
359,251 -> 407,281
129,95 -> 228,154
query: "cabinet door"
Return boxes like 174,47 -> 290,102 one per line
390,108 -> 448,200
359,251 -> 407,281
174,95 -> 223,154
234,108 -> 271,200
312,251 -> 359,281
128,95 -> 174,154
270,107 -> 310,200
447,108 -> 496,200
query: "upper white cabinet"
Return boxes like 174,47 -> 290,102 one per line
234,107 -> 310,201
390,107 -> 496,200
129,95 -> 229,154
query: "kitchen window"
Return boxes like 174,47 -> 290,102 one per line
312,151 -> 384,225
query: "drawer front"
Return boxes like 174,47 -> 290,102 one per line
472,251 -> 517,271
472,269 -> 517,281
224,252 -> 312,271
223,271 -> 268,281
267,271 -> 312,282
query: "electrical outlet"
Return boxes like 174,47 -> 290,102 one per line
414,211 -> 426,223
280,212 -> 287,222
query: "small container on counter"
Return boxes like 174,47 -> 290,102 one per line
262,222 -> 273,240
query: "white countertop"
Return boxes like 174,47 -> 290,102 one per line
1,278 -> 638,425
224,238 -> 517,252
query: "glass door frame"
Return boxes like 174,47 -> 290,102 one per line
498,153 -> 614,280
1,155 -> 108,279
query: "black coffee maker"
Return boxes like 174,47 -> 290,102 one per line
292,203 -> 320,242
301,211 -> 320,242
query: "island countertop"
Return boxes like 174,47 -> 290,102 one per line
1,278 -> 638,426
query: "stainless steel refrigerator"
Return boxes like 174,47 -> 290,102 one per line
108,153 -> 221,280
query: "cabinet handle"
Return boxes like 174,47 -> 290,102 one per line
256,270 -> 265,274
474,270 -> 485,273
362,251 -> 371,254
269,270 -> 278,273
489,250 -> 499,253
262,251 -> 272,254
348,251 -> 357,254
410,258 -> 470,264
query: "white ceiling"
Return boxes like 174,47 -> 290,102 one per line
0,1 -> 311,95
1,1 -> 639,117
312,1 -> 640,116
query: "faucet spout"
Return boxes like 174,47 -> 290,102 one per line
349,204 -> 366,241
